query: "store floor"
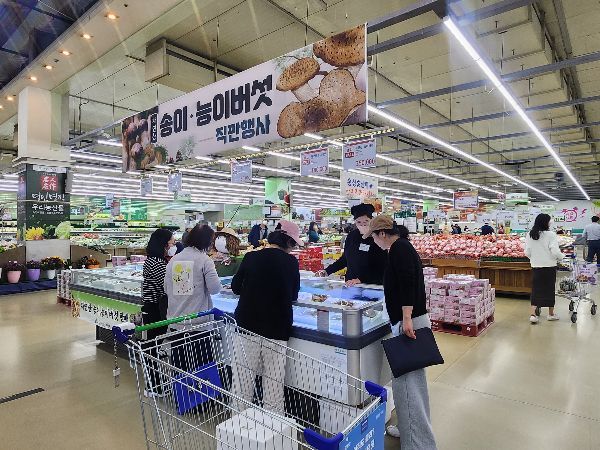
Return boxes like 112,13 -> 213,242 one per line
1,291 -> 599,450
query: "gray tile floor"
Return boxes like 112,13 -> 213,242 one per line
1,290 -> 599,449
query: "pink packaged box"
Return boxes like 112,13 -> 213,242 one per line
444,315 -> 461,324
444,304 -> 460,314
430,300 -> 446,310
445,296 -> 460,305
459,294 -> 483,305
431,288 -> 447,296
112,256 -> 127,266
430,279 -> 450,288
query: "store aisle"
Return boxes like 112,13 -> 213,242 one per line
1,291 -> 598,450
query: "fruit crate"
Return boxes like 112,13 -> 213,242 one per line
432,313 -> 495,337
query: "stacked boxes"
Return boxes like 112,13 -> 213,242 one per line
130,255 -> 147,263
57,270 -> 72,301
112,256 -> 128,266
293,246 -> 324,272
426,274 -> 495,326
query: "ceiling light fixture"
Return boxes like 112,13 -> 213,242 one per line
61,50 -> 71,56
44,64 -> 53,70
106,13 -> 118,20
0,105 -> 3,109
443,17 -> 588,201
367,105 -> 559,201
6,96 -> 14,101
29,76 -> 38,82
242,145 -> 261,152
304,133 -> 323,140
195,156 -> 213,161
82,33 -> 92,40
97,139 -> 122,147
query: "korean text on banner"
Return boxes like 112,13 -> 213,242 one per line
340,171 -> 378,200
140,178 -> 153,197
231,160 -> 253,184
343,138 -> 376,170
300,147 -> 329,176
453,190 -> 479,209
167,172 -> 183,192
121,25 -> 367,172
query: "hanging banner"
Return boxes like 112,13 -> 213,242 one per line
453,190 -> 479,209
167,172 -> 183,192
506,192 -> 529,206
174,191 -> 192,202
340,171 -> 378,200
342,138 -> 376,170
140,178 -> 153,197
231,160 -> 253,184
300,147 -> 329,176
427,209 -> 446,220
121,25 -> 367,172
105,193 -> 114,208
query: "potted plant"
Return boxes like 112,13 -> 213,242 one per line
5,261 -> 25,284
26,260 -> 41,281
86,257 -> 101,269
41,257 -> 64,280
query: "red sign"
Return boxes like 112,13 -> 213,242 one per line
40,174 -> 58,191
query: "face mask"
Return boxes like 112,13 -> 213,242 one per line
167,246 -> 177,257
215,236 -> 229,254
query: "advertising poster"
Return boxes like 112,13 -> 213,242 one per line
343,138 -> 376,170
140,177 -> 153,196
428,209 -> 446,220
300,147 -> 329,176
340,171 -> 378,199
264,178 -> 291,217
167,172 -> 183,192
453,190 -> 479,209
121,25 -> 367,171
230,160 -> 253,184
17,165 -> 70,241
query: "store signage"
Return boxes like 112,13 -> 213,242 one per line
230,160 -> 253,184
339,402 -> 385,450
167,172 -> 183,192
478,213 -> 493,223
553,211 -> 566,223
72,300 -> 140,330
428,209 -> 446,220
32,165 -> 67,174
140,177 -> 153,196
340,171 -> 378,199
175,191 -> 192,202
422,199 -> 439,213
343,138 -> 376,170
506,192 -> 529,206
453,190 -> 479,209
105,193 -> 114,208
300,147 -> 329,176
121,25 -> 367,172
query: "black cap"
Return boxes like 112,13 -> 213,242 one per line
350,203 -> 375,220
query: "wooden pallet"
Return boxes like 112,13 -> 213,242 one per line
432,314 -> 494,337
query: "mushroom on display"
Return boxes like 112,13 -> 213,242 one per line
276,57 -> 320,102
313,25 -> 365,78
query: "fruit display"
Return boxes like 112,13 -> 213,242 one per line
410,234 -> 526,260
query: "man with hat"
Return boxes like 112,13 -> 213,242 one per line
317,203 -> 387,286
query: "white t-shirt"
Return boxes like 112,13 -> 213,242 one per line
524,231 -> 563,268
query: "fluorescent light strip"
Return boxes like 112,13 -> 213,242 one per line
242,145 -> 261,152
443,18 -> 587,200
379,186 -> 452,201
97,139 -> 122,147
367,105 -> 559,201
303,133 -> 323,140
377,154 -> 502,195
292,181 -> 339,192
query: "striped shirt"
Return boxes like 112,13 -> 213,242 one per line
142,257 -> 167,304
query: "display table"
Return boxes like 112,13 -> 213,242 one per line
427,258 -> 532,295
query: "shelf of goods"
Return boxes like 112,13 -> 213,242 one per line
70,231 -> 150,258
412,234 -> 532,295
70,267 -> 393,398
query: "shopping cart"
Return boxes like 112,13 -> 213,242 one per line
112,308 -> 387,450
557,260 -> 597,323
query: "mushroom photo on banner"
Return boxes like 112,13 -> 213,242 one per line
275,24 -> 367,139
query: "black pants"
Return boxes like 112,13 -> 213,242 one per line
141,301 -> 168,393
587,240 -> 600,263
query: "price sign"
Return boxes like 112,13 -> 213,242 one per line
343,139 -> 376,170
231,160 -> 253,184
167,172 -> 182,192
453,190 -> 479,209
340,171 -> 378,199
300,147 -> 329,176
140,177 -> 153,196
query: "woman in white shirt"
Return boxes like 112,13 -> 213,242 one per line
525,214 -> 564,324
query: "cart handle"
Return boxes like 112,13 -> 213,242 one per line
112,308 -> 225,343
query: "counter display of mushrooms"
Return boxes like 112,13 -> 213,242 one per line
276,24 -> 367,139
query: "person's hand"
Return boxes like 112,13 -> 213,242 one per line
315,270 -> 328,277
346,278 -> 361,287
402,318 -> 416,339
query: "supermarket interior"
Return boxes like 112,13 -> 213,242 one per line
0,1 -> 599,449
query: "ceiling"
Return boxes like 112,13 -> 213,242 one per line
0,0 -> 599,206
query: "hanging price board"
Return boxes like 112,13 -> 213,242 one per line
343,139 -> 376,170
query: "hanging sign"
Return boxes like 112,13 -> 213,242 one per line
453,190 -> 479,209
340,171 -> 378,200
231,160 -> 253,184
300,147 -> 329,176
105,193 -> 114,208
342,138 -> 376,170
121,25 -> 367,172
167,172 -> 183,192
175,191 -> 192,202
140,178 -> 153,196
428,209 -> 446,220
506,192 -> 529,206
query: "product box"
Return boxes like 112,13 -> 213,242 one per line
431,288 -> 447,296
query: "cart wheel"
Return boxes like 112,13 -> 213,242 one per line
535,307 -> 541,316
571,313 -> 578,323
592,305 -> 597,316
569,301 -> 574,312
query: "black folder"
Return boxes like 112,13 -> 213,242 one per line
382,328 -> 444,378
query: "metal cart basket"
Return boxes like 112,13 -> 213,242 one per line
558,260 -> 597,323
112,308 -> 386,450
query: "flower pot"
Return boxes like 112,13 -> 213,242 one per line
7,271 -> 21,284
27,268 -> 41,281
87,265 -> 100,270
43,269 -> 56,280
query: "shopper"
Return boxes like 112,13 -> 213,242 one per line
181,227 -> 191,247
230,220 -> 302,413
141,228 -> 175,396
497,224 -> 505,235
583,216 -> 600,263
525,213 -> 564,324
451,224 -> 462,235
480,222 -> 494,235
317,203 -> 387,286
308,221 -> 320,243
364,216 -> 437,450
164,224 -> 222,371
248,222 -> 268,247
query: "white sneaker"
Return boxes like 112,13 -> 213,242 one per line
547,314 -> 560,321
386,425 -> 401,438
530,315 -> 539,324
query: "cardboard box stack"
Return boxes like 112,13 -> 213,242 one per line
57,270 -> 72,301
130,255 -> 147,263
112,256 -> 127,266
426,274 -> 495,326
